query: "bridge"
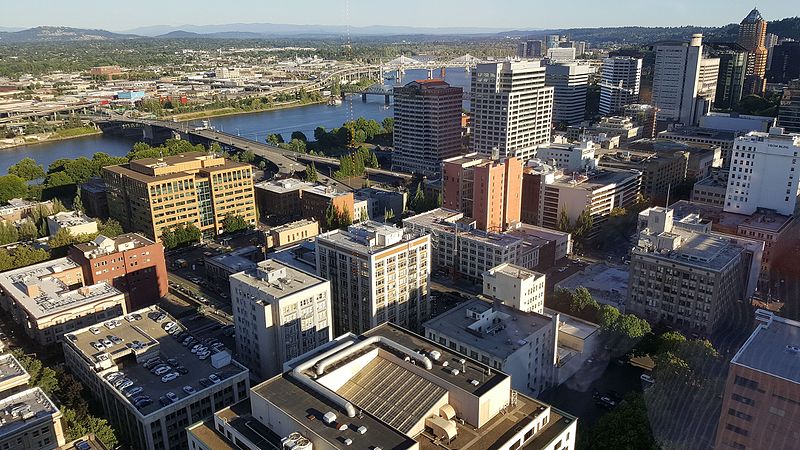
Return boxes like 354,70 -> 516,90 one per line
358,82 -> 471,104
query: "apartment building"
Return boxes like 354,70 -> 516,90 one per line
599,56 -> 642,115
62,306 -> 250,450
0,257 -> 126,345
471,60 -> 554,160
68,233 -> 168,310
535,140 -> 597,172
725,129 -> 800,216
714,310 -> 800,450
316,221 -> 431,335
482,262 -> 546,314
103,151 -> 256,241
392,79 -> 463,176
441,153 -> 522,233
188,323 -> 577,450
230,259 -> 332,379
545,62 -> 591,125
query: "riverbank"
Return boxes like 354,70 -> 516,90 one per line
164,99 -> 329,122
0,127 -> 102,150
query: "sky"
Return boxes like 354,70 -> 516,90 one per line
4,0 -> 796,31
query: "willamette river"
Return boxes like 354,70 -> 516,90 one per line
0,68 -> 471,173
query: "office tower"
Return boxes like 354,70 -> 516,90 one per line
545,62 -> 591,125
68,233 -> 168,310
778,80 -> 800,133
627,207 -> 761,333
714,310 -> 800,450
738,8 -> 769,96
652,34 -> 719,125
546,34 -> 566,49
0,353 -> 66,450
707,43 -> 748,110
392,79 -> 463,176
517,39 -> 544,58
103,152 -> 256,242
599,56 -> 642,115
188,323 -> 578,450
0,258 -> 126,346
62,306 -> 250,450
315,222 -> 431,335
80,177 -> 109,219
724,129 -> 800,216
471,61 -> 553,160
482,262 -> 547,313
768,41 -> 800,84
230,259 -> 332,379
441,153 -> 522,233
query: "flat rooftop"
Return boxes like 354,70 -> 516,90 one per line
65,306 -> 248,417
550,168 -> 641,191
732,313 -> 800,384
0,353 -> 29,391
271,218 -> 317,232
230,259 -> 327,299
636,227 -> 746,271
73,233 -> 156,257
488,262 -> 544,280
302,184 -> 351,199
207,247 -> 258,273
317,222 -> 425,255
0,257 -> 123,319
425,298 -> 553,359
403,208 -> 522,248
669,200 -> 794,234
627,138 -> 721,155
659,127 -> 736,142
0,387 -> 60,441
545,308 -> 600,341
254,178 -> 314,194
49,210 -> 94,227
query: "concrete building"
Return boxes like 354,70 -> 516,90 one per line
68,233 -> 168,311
738,8 -> 769,96
230,259 -> 332,379
714,310 -> 800,450
548,311 -> 602,385
392,79 -> 463,176
546,47 -> 577,63
0,198 -> 53,223
598,149 -> 688,202
482,263 -> 546,314
316,221 -> 431,335
768,40 -> 800,84
266,219 -> 319,249
471,60 -> 553,160
545,62 -> 591,125
699,112 -> 776,133
652,34 -> 719,125
535,141 -> 597,173
253,178 -> 313,225
627,207 -> 761,333
103,152 -> 257,241
692,169 -> 729,207
707,43 -> 748,110
441,153 -> 522,233
352,186 -> 408,222
47,210 -> 98,237
204,246 -> 261,295
61,306 -> 250,450
724,129 -> 800,216
80,177 -> 109,219
778,80 -> 800,134
300,184 -> 355,223
0,257 -> 126,345
624,104 -> 659,139
593,115 -> 643,141
189,323 -> 577,450
599,56 -> 642,115
425,298 -> 557,397
659,127 -> 737,168
626,138 -> 721,179
517,39 -> 544,58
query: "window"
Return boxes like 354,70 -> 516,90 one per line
734,376 -> 758,390
725,423 -> 749,437
728,408 -> 752,421
731,394 -> 754,406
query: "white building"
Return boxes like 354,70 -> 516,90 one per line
230,259 -> 332,379
482,263 -> 546,314
652,34 -> 720,125
471,60 -> 554,160
316,221 -> 431,335
546,47 -> 577,63
535,140 -> 598,172
46,210 -> 98,236
545,62 -> 591,125
724,129 -> 800,216
599,56 -> 642,115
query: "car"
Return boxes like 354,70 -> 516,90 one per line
124,386 -> 143,398
102,338 -> 113,347
557,267 -> 567,273
104,321 -> 117,329
169,327 -> 182,336
212,343 -> 225,351
74,440 -> 91,450
198,352 -> 210,360
161,372 -> 179,383
155,314 -> 167,323
154,366 -> 171,376
89,327 -> 101,335
191,344 -> 204,354
208,374 -> 221,384
113,377 -> 127,388
595,396 -> 617,409
91,342 -> 105,351
143,358 -> 162,369
118,380 -> 134,390
182,336 -> 194,346
175,366 -> 189,375
131,313 -> 142,321
105,372 -> 123,382
135,399 -> 153,409
167,358 -> 179,366
159,396 -> 172,406
125,315 -> 136,322
199,378 -> 211,388
640,374 -> 655,384
182,385 -> 196,395
166,392 -> 178,402
164,322 -> 176,331
109,335 -> 123,345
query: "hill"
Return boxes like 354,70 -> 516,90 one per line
0,26 -> 137,43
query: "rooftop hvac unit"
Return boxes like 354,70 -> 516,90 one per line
322,411 -> 337,425
281,432 -> 312,450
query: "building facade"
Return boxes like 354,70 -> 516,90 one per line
738,8 -> 769,96
482,263 -> 546,313
599,149 -> 688,202
708,43 -> 748,110
545,62 -> 591,125
599,56 -> 642,115
778,80 -> 800,134
47,210 -> 98,237
768,41 -> 800,84
253,178 -> 313,225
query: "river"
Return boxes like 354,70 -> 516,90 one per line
0,68 -> 471,174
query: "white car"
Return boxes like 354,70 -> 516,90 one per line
105,372 -> 123,382
91,342 -> 105,351
198,351 -> 210,360
208,374 -> 221,384
640,374 -> 655,384
182,385 -> 196,395
154,366 -> 171,376
102,338 -> 113,347
164,322 -> 176,331
89,327 -> 101,334
166,392 -> 178,402
161,372 -> 179,383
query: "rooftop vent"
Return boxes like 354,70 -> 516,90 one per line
357,425 -> 367,434
322,411 -> 337,425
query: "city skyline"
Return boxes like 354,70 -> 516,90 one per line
3,0 -> 796,32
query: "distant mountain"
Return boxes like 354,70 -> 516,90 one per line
0,26 -> 137,43
124,23 -> 506,37
0,27 -> 24,32
156,30 -> 269,39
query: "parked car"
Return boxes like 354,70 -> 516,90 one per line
166,392 -> 178,402
154,366 -> 171,376
640,374 -> 655,384
124,386 -> 143,398
182,385 -> 196,395
208,374 -> 221,384
161,372 -> 179,383
89,327 -> 101,335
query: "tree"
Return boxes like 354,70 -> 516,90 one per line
0,221 -> 19,245
18,220 -> 38,241
557,209 -> 571,233
12,350 -> 59,397
240,150 -> 255,163
359,208 -> 368,223
0,174 -> 29,203
267,133 -> 284,145
291,131 -> 308,142
222,214 -> 249,234
11,244 -> 50,267
597,304 -> 621,329
305,163 -> 319,182
286,138 -> 307,153
614,313 -> 652,340
583,393 -> 659,450
73,188 -> 84,213
8,157 -> 45,181
97,219 -> 123,238
382,117 -> 394,133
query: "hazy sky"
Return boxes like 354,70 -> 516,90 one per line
5,0 -> 795,31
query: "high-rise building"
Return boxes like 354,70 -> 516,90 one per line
724,129 -> 800,216
230,259 -> 332,379
471,61 -> 553,160
392,79 -> 463,176
517,39 -> 544,58
599,56 -> 642,115
103,152 -> 256,241
546,47 -> 577,63
778,80 -> 800,133
315,222 -> 431,335
707,43 -> 748,110
652,34 -> 719,125
628,207 -> 762,333
68,233 -> 168,311
714,310 -> 800,450
545,62 -> 591,125
624,104 -> 659,138
767,41 -> 800,84
738,8 -> 769,96
441,153 -> 522,233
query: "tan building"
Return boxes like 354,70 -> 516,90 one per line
300,184 -> 354,223
0,257 -> 127,346
715,310 -> 800,450
738,8 -> 768,96
47,210 -> 98,237
598,148 -> 688,203
266,219 -> 319,249
103,151 -> 256,241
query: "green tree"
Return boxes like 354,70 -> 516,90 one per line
97,219 -> 124,237
11,350 -> 59,397
8,157 -> 45,181
240,150 -> 255,163
287,138 -> 307,153
0,175 -> 29,203
597,304 -> 621,329
614,313 -> 652,340
381,117 -> 394,133
11,244 -> 50,267
557,209 -> 571,233
583,393 -> 659,450
18,220 -> 38,241
305,163 -> 319,182
222,214 -> 249,234
160,227 -> 177,249
73,188 -> 84,213
267,133 -> 284,145
291,131 -> 308,142
0,221 -> 19,245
